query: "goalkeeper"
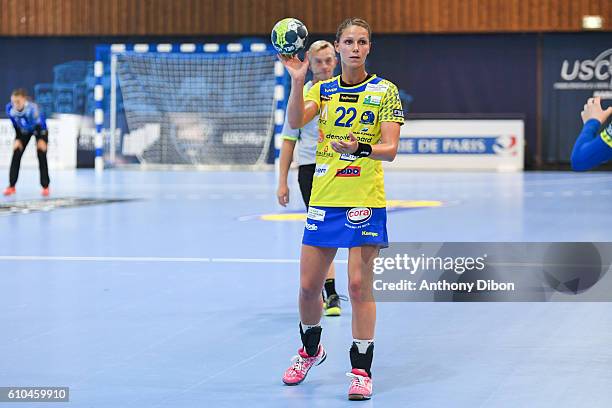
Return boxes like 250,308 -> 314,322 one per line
3,89 -> 50,196
276,40 -> 345,316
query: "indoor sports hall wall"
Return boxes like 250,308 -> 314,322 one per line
0,32 -> 610,167
0,0 -> 610,168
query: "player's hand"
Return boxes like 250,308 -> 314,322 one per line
581,96 -> 612,124
278,54 -> 309,81
330,132 -> 359,154
277,183 -> 290,207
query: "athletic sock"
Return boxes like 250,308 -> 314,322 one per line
324,278 -> 337,298
299,322 -> 322,356
350,339 -> 374,377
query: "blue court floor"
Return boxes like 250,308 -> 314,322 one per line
1,169 -> 612,407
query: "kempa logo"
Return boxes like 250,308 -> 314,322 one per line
555,48 -> 612,90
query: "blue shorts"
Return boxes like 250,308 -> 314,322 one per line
302,207 -> 388,248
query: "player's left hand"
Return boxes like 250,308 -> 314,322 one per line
330,132 -> 358,154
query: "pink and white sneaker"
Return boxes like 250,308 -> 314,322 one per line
282,345 -> 326,385
346,368 -> 372,400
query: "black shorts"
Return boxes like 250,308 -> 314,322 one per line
297,163 -> 316,208
16,130 -> 48,146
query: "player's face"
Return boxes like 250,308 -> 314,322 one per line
11,95 -> 26,111
308,48 -> 337,81
335,25 -> 371,68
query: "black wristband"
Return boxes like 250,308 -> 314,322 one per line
355,142 -> 372,158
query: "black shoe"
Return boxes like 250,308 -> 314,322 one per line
324,294 -> 347,317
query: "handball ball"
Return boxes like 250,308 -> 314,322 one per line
271,18 -> 308,55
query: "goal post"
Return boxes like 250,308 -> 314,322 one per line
94,42 -> 287,171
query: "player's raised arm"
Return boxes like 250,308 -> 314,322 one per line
571,97 -> 612,171
278,55 -> 318,129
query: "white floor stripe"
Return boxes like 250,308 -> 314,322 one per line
0,255 -> 349,264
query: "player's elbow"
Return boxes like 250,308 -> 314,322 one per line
384,144 -> 399,162
570,153 -> 593,172
382,152 -> 397,162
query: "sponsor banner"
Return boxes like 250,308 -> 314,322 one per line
0,116 -> 79,169
386,119 -> 524,171
373,242 -> 612,302
398,136 -> 517,155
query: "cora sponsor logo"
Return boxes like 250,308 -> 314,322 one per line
336,166 -> 361,177
346,207 -> 372,224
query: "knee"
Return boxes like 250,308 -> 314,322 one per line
37,145 -> 47,153
300,282 -> 323,301
348,276 -> 365,301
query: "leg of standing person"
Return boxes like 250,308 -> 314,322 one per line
4,135 -> 30,196
282,244 -> 336,385
298,163 -> 341,316
346,245 -> 378,400
36,135 -> 50,196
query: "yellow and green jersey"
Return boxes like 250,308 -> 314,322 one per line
304,74 -> 404,208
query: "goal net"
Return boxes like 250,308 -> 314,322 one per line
95,43 -> 284,169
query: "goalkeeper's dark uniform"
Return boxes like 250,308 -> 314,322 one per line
5,101 -> 50,189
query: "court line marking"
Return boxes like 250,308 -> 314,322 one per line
4,257 -> 609,268
0,255 -> 349,264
